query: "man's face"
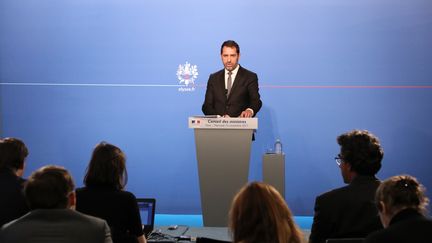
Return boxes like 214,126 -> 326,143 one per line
338,151 -> 352,184
340,161 -> 351,184
221,46 -> 240,71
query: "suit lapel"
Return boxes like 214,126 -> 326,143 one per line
217,70 -> 228,100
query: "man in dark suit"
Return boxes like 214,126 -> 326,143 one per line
0,165 -> 112,243
0,137 -> 30,227
202,40 -> 262,118
309,130 -> 384,243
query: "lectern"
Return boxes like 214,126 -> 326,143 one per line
189,116 -> 258,226
262,153 -> 285,198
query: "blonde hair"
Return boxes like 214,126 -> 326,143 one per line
229,182 -> 303,243
376,175 -> 429,215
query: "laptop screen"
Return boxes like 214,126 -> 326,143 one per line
136,198 -> 156,235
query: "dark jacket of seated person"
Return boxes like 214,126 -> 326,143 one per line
0,138 -> 30,227
76,186 -> 143,243
364,175 -> 432,243
0,165 -> 112,243
0,168 -> 29,227
310,130 -> 384,243
76,142 -> 145,243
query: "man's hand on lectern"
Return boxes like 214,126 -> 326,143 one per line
240,109 -> 253,118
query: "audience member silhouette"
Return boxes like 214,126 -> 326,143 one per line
229,181 -> 304,243
0,137 -> 30,227
0,165 -> 112,243
364,175 -> 432,243
76,142 -> 147,243
309,130 -> 384,243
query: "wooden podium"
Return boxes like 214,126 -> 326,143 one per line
189,116 -> 258,226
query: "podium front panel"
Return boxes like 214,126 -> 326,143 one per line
194,128 -> 253,226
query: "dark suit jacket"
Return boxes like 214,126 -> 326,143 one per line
364,208 -> 432,243
0,168 -> 29,227
202,66 -> 262,117
76,186 -> 143,243
0,209 -> 112,243
309,176 -> 383,243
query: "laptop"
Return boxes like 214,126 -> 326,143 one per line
136,198 -> 156,237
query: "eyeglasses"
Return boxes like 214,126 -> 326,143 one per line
335,154 -> 343,166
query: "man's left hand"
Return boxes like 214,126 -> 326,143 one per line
239,109 -> 253,118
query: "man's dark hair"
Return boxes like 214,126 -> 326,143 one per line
24,165 -> 75,210
221,40 -> 240,54
0,137 -> 29,170
84,142 -> 128,190
337,130 -> 383,175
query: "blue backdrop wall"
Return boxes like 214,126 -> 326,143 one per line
1,0 -> 431,215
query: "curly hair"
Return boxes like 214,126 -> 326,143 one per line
337,130 -> 383,175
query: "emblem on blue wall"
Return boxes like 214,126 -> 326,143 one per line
177,62 -> 198,92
